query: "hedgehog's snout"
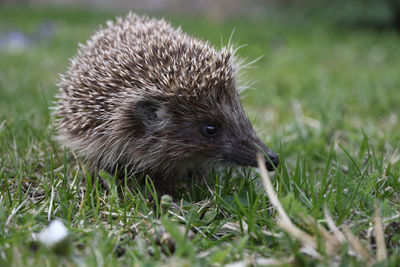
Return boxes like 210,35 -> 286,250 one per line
253,139 -> 279,171
225,138 -> 278,171
264,150 -> 279,171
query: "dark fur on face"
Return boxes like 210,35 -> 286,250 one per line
54,13 -> 278,192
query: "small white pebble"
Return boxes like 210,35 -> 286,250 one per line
38,220 -> 69,249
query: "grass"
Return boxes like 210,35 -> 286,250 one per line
0,5 -> 399,266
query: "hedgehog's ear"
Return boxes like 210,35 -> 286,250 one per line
135,99 -> 167,129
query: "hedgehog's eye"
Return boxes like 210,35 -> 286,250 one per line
202,124 -> 217,137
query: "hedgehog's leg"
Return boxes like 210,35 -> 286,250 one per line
151,168 -> 206,197
149,172 -> 178,196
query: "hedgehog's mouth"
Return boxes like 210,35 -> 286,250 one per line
224,139 -> 279,171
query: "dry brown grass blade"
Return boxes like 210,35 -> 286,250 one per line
257,153 -> 317,249
6,198 -> 28,227
255,256 -> 295,266
374,205 -> 387,261
48,185 -> 55,222
0,120 -> 5,131
382,213 -> 400,223
225,256 -> 295,267
343,226 -> 372,261
301,215 -> 341,255
324,206 -> 346,244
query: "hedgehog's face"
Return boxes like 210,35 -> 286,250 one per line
134,94 -> 278,171
194,120 -> 278,171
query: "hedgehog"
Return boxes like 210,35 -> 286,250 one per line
54,13 -> 278,192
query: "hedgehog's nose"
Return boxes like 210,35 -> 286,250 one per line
254,139 -> 279,171
265,151 -> 279,171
